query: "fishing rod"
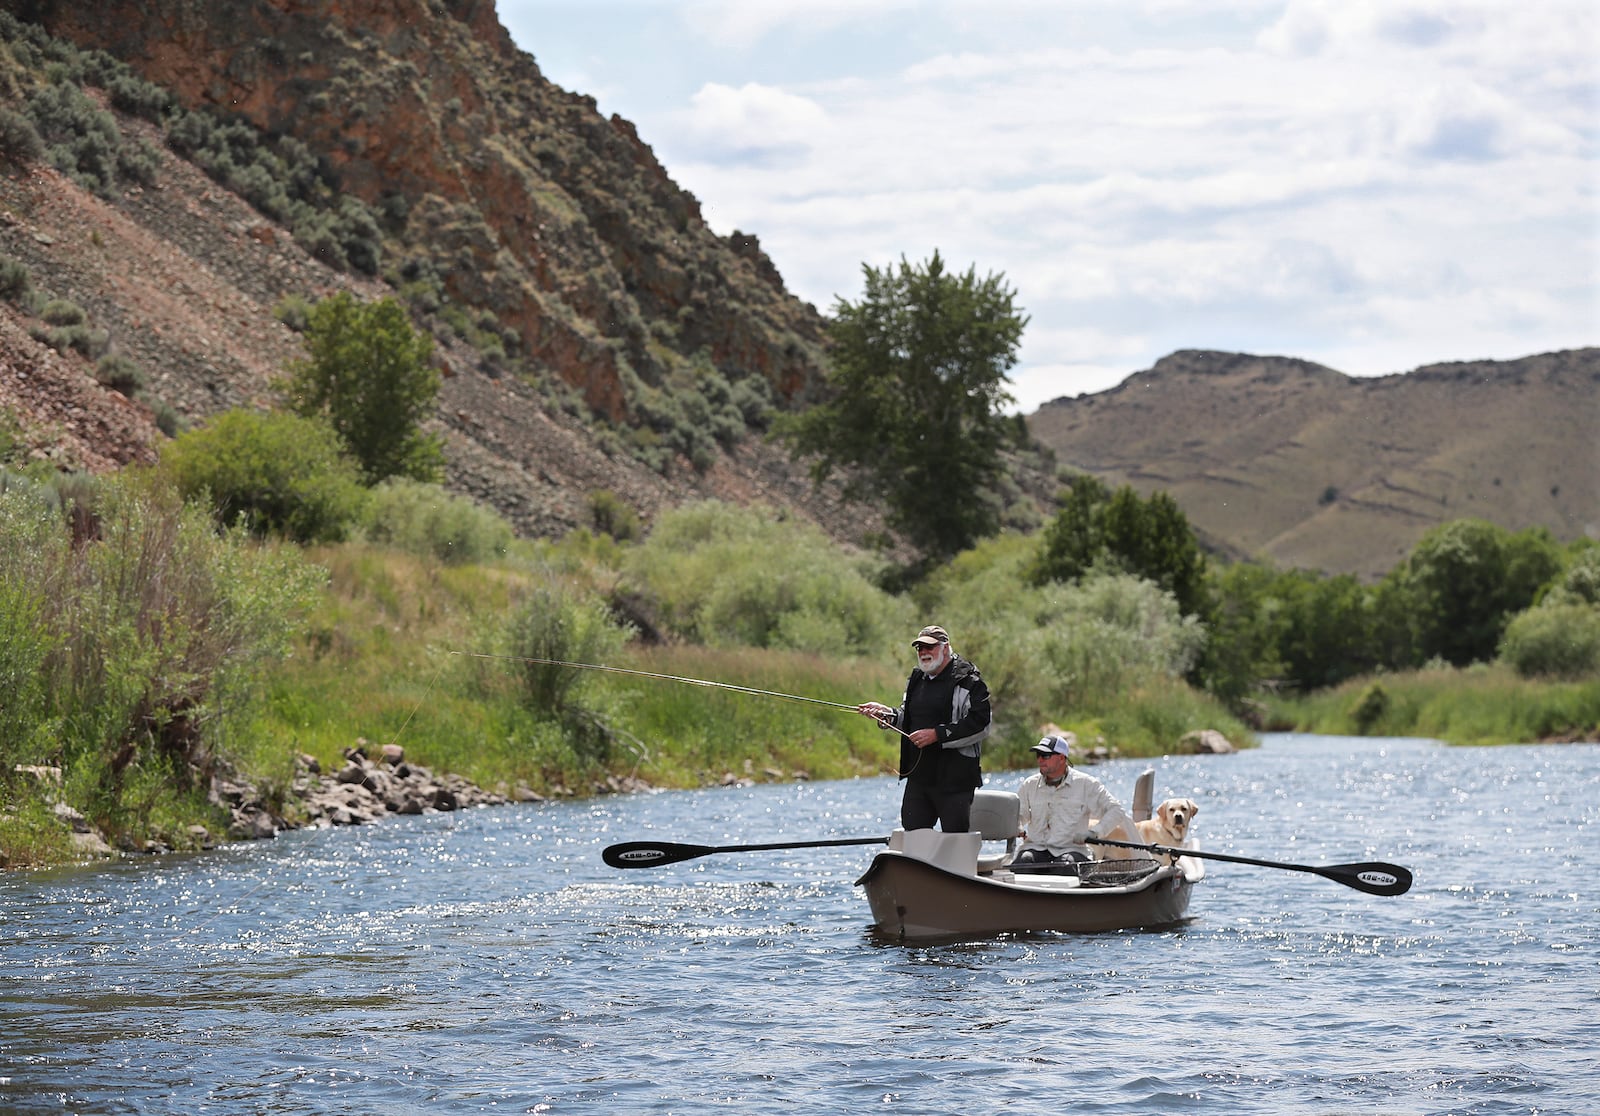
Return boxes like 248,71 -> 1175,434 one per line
451,651 -> 914,738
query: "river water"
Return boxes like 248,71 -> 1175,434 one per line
3,733 -> 1598,1115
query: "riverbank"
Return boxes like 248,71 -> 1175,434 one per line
1259,663 -> 1600,746
4,723 -> 1241,868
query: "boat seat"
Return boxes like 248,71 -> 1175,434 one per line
970,787 -> 1020,874
1131,768 -> 1154,824
892,827 -> 982,875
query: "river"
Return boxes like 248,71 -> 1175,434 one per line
2,733 -> 1598,1115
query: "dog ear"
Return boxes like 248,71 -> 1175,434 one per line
1187,799 -> 1199,816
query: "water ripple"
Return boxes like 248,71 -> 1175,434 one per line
4,735 -> 1600,1114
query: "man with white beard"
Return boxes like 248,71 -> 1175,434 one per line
857,625 -> 992,832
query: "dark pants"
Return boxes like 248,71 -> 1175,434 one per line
1011,848 -> 1089,875
900,783 -> 973,832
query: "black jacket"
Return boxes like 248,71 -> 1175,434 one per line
888,655 -> 991,790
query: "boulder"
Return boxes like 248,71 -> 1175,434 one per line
1180,729 -> 1236,755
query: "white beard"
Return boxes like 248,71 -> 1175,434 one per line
918,648 -> 949,675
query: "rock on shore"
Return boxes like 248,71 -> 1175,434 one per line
216,743 -> 549,841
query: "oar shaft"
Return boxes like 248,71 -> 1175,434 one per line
1090,837 -> 1412,896
603,836 -> 887,869
720,837 -> 891,854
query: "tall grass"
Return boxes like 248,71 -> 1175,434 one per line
0,476 -> 324,861
612,646 -> 908,785
1263,664 -> 1600,745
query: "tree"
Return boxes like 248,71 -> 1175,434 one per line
1388,519 -> 1564,666
282,292 -> 444,485
1033,479 -> 1208,618
1029,474 -> 1109,585
777,251 -> 1026,564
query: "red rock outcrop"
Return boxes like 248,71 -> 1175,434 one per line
11,0 -> 828,420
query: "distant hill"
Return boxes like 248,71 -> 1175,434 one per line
1027,348 -> 1599,579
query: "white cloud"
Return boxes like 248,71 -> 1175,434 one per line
496,0 -> 1598,414
677,82 -> 828,166
678,0 -> 917,49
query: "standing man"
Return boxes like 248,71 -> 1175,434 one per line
1014,732 -> 1139,872
858,625 -> 992,832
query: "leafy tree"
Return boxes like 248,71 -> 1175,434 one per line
1272,569 -> 1381,690
1033,478 -> 1208,618
1030,474 -> 1110,585
777,251 -> 1026,565
1195,559 -> 1288,706
282,292 -> 444,484
1387,519 -> 1564,667
1542,543 -> 1600,607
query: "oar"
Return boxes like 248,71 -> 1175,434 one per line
604,836 -> 887,869
1088,837 -> 1413,897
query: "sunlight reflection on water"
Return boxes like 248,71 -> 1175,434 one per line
3,735 -> 1599,1114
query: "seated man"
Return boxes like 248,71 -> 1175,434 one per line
1013,732 -> 1139,874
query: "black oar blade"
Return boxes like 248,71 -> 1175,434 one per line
1326,861 -> 1413,897
603,841 -> 711,869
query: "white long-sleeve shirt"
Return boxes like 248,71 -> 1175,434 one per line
1017,768 -> 1138,857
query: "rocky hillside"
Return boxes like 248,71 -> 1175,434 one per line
1028,348 -> 1599,579
0,1 -> 881,543
0,5 -> 1591,578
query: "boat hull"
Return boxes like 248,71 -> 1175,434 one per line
856,851 -> 1199,941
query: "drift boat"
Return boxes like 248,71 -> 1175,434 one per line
856,770 -> 1204,941
602,770 -> 1407,936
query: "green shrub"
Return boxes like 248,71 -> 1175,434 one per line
623,501 -> 911,655
273,293 -> 314,332
587,488 -> 641,542
503,579 -> 632,762
24,79 -> 150,196
0,476 -> 324,838
31,318 -> 109,360
361,478 -> 512,564
1543,547 -> 1600,608
160,409 -> 367,543
0,491 -> 63,771
1349,681 -> 1390,732
1499,604 -> 1600,680
163,106 -> 384,276
0,107 -> 44,164
94,352 -> 145,394
40,298 -> 85,326
0,256 -> 31,303
103,70 -> 170,121
148,399 -> 184,438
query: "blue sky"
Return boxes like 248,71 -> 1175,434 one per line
495,0 -> 1598,412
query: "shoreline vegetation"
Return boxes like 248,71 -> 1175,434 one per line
3,500 -> 1595,871
1,13 -> 1596,872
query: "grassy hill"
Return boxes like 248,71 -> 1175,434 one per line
1028,348 -> 1598,579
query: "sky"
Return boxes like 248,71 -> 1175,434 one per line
495,0 -> 1599,413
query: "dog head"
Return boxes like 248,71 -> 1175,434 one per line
1156,797 -> 1199,839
